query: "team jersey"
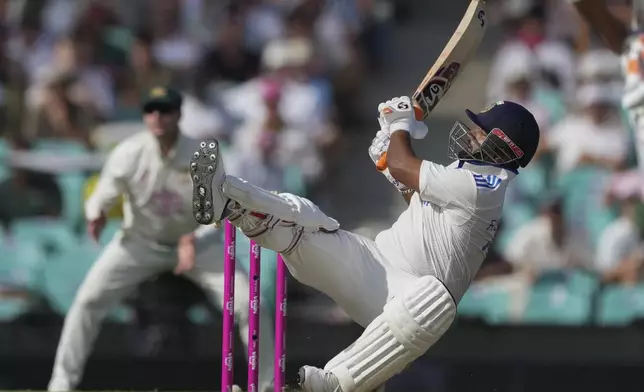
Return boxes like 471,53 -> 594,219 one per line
85,131 -> 201,245
374,160 -> 515,302
621,33 -> 644,111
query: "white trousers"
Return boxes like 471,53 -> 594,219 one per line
48,232 -> 274,391
236,220 -> 420,328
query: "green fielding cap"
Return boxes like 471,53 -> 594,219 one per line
142,86 -> 183,110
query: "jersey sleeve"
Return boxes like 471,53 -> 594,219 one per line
418,160 -> 476,210
84,144 -> 132,221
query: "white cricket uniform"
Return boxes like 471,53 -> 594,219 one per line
622,33 -> 644,170
237,160 -> 513,327
49,131 -> 274,391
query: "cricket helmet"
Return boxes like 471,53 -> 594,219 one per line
448,100 -> 540,168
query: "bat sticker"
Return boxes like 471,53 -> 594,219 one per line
413,62 -> 461,116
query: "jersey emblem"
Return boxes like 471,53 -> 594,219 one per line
473,174 -> 501,189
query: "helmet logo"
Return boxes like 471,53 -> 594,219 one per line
481,101 -> 505,113
491,128 -> 524,158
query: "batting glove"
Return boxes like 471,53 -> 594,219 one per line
377,96 -> 428,139
368,126 -> 411,193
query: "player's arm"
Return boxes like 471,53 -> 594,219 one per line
571,0 -> 629,53
387,130 -> 422,193
85,145 -> 131,221
369,97 -> 427,203
368,111 -> 421,204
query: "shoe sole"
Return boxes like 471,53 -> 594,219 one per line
190,139 -> 220,225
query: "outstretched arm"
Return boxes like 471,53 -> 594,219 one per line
572,0 -> 628,54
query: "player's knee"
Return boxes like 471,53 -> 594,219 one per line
382,275 -> 456,355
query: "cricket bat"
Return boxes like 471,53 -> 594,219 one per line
376,0 -> 488,171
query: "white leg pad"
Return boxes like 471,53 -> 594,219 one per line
222,175 -> 340,231
326,275 -> 456,392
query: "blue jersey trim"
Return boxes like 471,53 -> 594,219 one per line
457,160 -> 519,175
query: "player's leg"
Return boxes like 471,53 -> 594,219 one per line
300,275 -> 457,392
185,245 -> 275,392
190,137 -> 406,327
190,137 -> 455,392
191,139 -> 339,232
48,235 -> 168,391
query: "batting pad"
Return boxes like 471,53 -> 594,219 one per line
223,176 -> 340,231
326,275 -> 456,392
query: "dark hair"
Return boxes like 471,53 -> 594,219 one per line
19,14 -> 41,31
133,29 -> 154,46
525,5 -> 546,21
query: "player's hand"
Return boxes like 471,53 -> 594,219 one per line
87,213 -> 107,243
368,126 -> 411,193
378,96 -> 428,139
175,234 -> 196,275
368,128 -> 390,166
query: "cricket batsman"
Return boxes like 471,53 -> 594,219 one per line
48,87 -> 275,392
190,96 -> 540,392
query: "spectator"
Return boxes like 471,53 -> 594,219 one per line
22,69 -> 98,147
146,0 -> 203,81
284,0 -> 365,124
112,72 -> 143,122
490,45 -> 560,132
503,198 -> 581,277
227,78 -> 324,191
577,48 -> 622,87
194,6 -> 262,99
222,36 -> 336,140
5,13 -> 54,85
487,4 -> 576,103
546,83 -> 628,176
26,28 -> 115,120
243,0 -> 286,53
596,170 -> 644,285
125,29 -> 173,102
0,135 -> 62,230
72,3 -> 128,71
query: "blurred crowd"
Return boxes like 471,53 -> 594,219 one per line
3,0 -> 644,341
463,0 -> 644,326
0,0 -> 396,228
0,0 -> 401,348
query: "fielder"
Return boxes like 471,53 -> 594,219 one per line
48,87 -> 274,392
191,96 -> 540,392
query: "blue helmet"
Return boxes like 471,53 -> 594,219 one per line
448,100 -> 541,168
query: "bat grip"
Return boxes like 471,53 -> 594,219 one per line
376,105 -> 424,172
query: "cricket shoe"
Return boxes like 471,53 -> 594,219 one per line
190,139 -> 229,225
298,366 -> 386,392
299,366 -> 341,392
231,385 -> 274,392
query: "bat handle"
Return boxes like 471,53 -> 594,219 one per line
376,105 -> 424,172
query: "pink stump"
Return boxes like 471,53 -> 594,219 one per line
274,254 -> 287,392
222,222 -> 236,392
248,241 -> 261,391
